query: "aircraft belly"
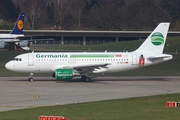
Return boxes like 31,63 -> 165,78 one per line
34,64 -> 52,73
15,63 -> 52,73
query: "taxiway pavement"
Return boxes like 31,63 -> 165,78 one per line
0,76 -> 180,112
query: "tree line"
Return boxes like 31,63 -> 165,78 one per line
0,0 -> 180,30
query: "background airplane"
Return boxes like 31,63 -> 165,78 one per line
5,23 -> 172,82
0,12 -> 52,50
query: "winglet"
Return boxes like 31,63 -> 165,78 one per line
135,23 -> 170,54
10,12 -> 25,34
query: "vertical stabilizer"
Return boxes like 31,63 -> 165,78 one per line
135,23 -> 170,54
10,12 -> 25,34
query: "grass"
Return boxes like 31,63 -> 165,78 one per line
30,37 -> 180,53
0,93 -> 180,120
30,40 -> 144,52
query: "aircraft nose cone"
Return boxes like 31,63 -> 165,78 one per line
5,62 -> 13,71
5,62 -> 10,70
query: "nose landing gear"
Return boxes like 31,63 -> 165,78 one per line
28,73 -> 34,82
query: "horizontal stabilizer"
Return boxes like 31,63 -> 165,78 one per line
147,55 -> 172,62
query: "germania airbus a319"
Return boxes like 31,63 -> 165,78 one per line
5,23 -> 172,82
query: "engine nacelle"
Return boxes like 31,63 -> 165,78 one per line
0,43 -> 5,48
16,41 -> 29,47
55,69 -> 73,80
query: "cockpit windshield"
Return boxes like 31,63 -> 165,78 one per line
12,58 -> 22,61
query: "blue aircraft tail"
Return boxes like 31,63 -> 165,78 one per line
10,12 -> 25,34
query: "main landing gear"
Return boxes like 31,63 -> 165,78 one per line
81,75 -> 91,82
28,73 -> 34,82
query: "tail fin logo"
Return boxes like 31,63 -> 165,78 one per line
17,20 -> 24,30
151,32 -> 164,46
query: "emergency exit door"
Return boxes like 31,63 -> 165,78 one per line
28,55 -> 34,66
132,54 -> 137,65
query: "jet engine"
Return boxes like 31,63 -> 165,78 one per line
0,43 -> 6,48
16,41 -> 29,47
53,69 -> 73,80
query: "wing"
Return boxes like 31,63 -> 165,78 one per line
19,38 -> 54,42
51,63 -> 111,74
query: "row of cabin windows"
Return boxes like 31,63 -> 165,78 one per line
35,58 -> 129,62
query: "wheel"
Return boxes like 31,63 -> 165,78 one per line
85,77 -> 91,82
81,75 -> 86,81
28,78 -> 34,82
28,73 -> 34,82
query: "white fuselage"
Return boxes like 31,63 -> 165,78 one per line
5,52 -> 172,74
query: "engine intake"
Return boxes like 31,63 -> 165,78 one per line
0,44 -> 5,48
16,41 -> 29,47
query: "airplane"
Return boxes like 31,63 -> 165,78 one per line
0,12 -> 52,50
5,22 -> 172,82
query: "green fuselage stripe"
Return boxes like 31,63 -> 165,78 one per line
70,54 -> 114,58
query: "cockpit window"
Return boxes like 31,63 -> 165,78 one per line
18,58 -> 22,61
12,58 -> 22,61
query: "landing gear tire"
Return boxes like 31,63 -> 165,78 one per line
28,73 -> 34,82
28,78 -> 34,82
85,77 -> 91,82
81,75 -> 86,81
81,75 -> 91,82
